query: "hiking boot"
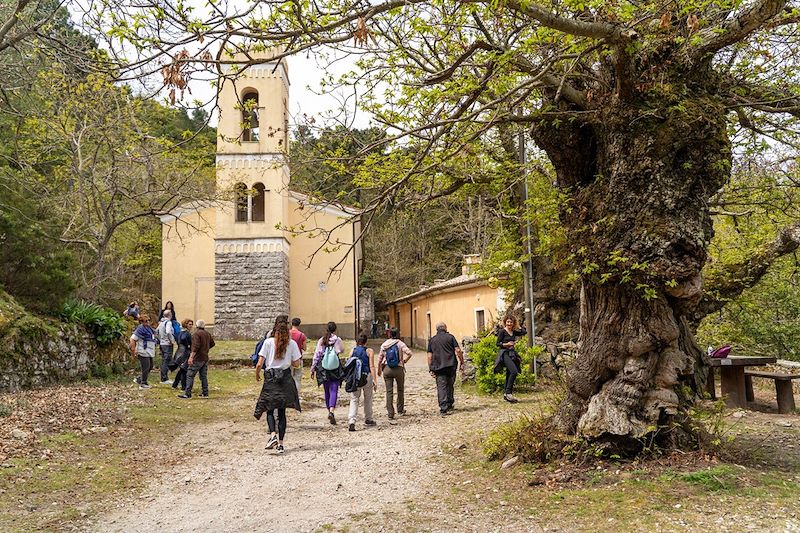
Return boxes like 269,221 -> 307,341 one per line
199,394 -> 209,398
348,423 -> 356,432
265,434 -> 278,449
276,445 -> 285,454
133,377 -> 140,385
364,419 -> 376,426
139,384 -> 151,389
503,394 -> 519,403
397,410 -> 406,416
177,393 -> 191,399
160,380 -> 171,385
328,412 -> 336,425
387,413 -> 394,420
440,409 -> 451,416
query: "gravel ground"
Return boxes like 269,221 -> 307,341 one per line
89,349 -> 800,533
91,349 -> 530,533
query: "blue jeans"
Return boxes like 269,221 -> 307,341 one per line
159,343 -> 174,382
184,362 -> 208,397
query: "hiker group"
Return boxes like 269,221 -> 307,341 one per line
128,301 -> 214,399
127,300 -> 528,455
252,314 -> 527,454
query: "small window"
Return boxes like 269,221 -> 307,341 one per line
252,183 -> 266,222
242,91 -> 259,142
475,310 -> 485,333
235,182 -> 248,222
426,313 -> 432,341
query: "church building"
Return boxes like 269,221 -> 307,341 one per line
160,52 -> 361,340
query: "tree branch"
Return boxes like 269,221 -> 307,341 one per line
423,40 -> 501,85
693,221 -> 800,322
504,0 -> 638,42
691,0 -> 787,61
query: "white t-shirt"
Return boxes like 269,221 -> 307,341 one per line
259,338 -> 302,370
130,331 -> 156,358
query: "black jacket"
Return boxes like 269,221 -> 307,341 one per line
493,327 -> 527,373
342,358 -> 368,393
314,363 -> 344,386
254,367 -> 301,418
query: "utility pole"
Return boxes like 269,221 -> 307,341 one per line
518,129 -> 537,375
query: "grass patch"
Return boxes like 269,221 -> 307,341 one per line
213,340 -> 255,363
0,367 -> 256,532
676,465 -> 738,491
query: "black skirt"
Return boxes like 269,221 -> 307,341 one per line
254,367 -> 301,419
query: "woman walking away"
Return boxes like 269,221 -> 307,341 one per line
310,322 -> 344,425
346,334 -> 377,432
172,318 -> 193,391
378,328 -> 413,419
494,316 -> 527,403
130,315 -> 156,389
254,319 -> 302,454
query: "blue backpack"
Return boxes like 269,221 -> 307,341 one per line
171,319 -> 181,338
250,336 -> 266,366
385,342 -> 401,368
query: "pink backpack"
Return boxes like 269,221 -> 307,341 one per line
710,345 -> 731,358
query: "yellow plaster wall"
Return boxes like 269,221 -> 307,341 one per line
388,303 -> 412,343
161,207 -> 216,325
288,199 -> 357,335
389,284 -> 502,349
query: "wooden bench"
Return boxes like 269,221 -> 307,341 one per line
744,370 -> 800,414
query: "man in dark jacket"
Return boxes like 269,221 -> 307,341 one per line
427,322 -> 464,415
178,319 -> 215,399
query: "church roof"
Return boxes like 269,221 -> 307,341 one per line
385,274 -> 486,305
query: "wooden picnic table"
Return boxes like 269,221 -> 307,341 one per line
706,356 -> 777,408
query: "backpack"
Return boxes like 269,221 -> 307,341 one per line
385,342 -> 401,368
171,319 -> 181,338
251,336 -> 267,367
710,345 -> 731,359
321,344 -> 340,370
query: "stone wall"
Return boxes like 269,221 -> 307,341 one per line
0,321 -> 129,393
358,288 -> 374,336
214,250 -> 290,339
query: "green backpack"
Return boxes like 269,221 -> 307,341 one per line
321,344 -> 339,370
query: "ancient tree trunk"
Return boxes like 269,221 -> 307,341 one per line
532,95 -> 731,449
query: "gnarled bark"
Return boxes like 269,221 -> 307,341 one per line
533,94 -> 731,448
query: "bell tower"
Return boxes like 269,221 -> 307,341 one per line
213,51 -> 291,338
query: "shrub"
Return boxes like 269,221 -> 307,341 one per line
89,363 -> 112,379
469,334 -> 544,394
484,415 -> 572,463
61,300 -> 125,346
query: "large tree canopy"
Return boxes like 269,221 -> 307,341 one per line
15,0 -> 800,449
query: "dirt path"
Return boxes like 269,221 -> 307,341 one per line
92,350 -> 528,533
